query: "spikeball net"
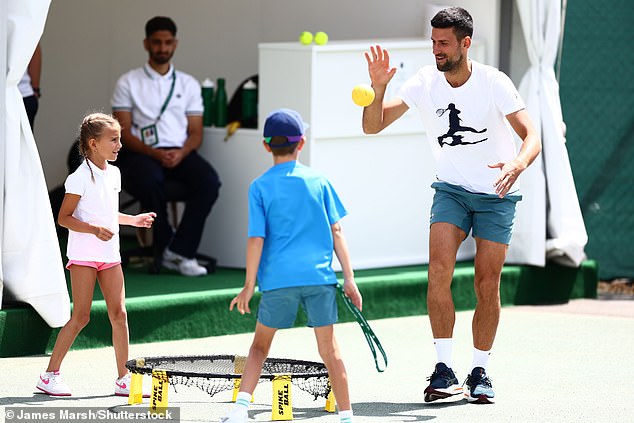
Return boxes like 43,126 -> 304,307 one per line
125,354 -> 331,400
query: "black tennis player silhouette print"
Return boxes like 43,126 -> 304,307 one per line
436,103 -> 487,147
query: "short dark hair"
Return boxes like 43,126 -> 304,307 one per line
431,7 -> 473,40
145,16 -> 177,38
268,136 -> 301,156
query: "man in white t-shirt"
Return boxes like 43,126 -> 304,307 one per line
362,7 -> 541,404
112,16 -> 221,276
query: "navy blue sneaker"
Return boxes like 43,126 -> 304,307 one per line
424,362 -> 463,402
464,367 -> 495,404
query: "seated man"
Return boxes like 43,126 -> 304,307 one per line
112,16 -> 220,276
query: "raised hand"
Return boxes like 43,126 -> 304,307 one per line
364,45 -> 397,88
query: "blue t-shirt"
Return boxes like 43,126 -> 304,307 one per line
248,161 -> 347,291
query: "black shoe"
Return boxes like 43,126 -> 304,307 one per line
464,367 -> 495,404
424,362 -> 463,402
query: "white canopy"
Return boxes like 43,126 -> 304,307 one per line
1,0 -> 69,326
507,0 -> 587,267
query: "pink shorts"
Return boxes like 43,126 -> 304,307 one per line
66,260 -> 121,271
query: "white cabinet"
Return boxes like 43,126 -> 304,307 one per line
198,128 -> 267,269
259,39 -> 485,142
199,39 -> 484,269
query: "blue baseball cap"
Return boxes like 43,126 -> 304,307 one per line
263,108 -> 308,147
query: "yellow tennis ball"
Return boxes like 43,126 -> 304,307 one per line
314,31 -> 329,45
352,84 -> 375,107
299,31 -> 313,45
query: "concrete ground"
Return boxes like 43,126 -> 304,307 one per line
1,299 -> 633,422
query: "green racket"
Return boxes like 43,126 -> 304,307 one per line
337,284 -> 388,372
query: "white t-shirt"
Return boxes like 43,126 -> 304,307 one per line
111,63 -> 203,148
398,60 -> 525,195
64,160 -> 121,262
18,72 -> 34,97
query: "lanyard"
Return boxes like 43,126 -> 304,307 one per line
337,284 -> 388,372
156,71 -> 177,123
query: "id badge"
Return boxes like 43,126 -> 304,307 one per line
140,124 -> 159,146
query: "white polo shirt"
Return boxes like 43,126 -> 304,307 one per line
111,63 -> 203,148
65,160 -> 121,263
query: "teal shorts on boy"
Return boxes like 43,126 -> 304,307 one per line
430,181 -> 522,245
257,284 -> 338,329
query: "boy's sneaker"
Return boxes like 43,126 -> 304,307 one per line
163,248 -> 207,276
464,367 -> 495,404
424,362 -> 463,402
219,409 -> 248,423
115,373 -> 151,398
36,371 -> 71,396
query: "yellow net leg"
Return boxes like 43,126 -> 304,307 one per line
325,389 -> 336,413
128,372 -> 144,405
232,378 -> 241,402
150,369 -> 169,416
271,374 -> 293,421
232,355 -> 255,403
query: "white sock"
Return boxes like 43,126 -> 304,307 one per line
233,391 -> 251,412
433,338 -> 453,368
471,347 -> 491,371
339,409 -> 353,423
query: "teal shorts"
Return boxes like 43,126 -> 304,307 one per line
430,182 -> 522,245
257,284 -> 338,329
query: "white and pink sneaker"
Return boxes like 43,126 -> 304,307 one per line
36,371 -> 71,396
115,373 -> 150,398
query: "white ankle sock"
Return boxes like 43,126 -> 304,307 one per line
471,347 -> 491,371
433,338 -> 453,368
339,409 -> 353,422
234,391 -> 251,412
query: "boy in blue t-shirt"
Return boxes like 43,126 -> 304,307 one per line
222,109 -> 362,423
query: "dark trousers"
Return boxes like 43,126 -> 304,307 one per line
115,149 -> 221,259
23,95 -> 39,129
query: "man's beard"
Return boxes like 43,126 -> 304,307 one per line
151,52 -> 173,65
436,53 -> 463,72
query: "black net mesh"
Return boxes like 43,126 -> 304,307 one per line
168,374 -> 235,398
126,355 -> 331,400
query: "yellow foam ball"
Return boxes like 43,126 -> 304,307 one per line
352,84 -> 375,107
314,31 -> 329,45
299,31 -> 313,45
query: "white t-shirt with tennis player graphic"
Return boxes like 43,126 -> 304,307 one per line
398,60 -> 525,195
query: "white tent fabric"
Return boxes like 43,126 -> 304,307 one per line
509,0 -> 588,267
1,0 -> 70,326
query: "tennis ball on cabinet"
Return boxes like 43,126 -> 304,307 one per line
314,31 -> 329,45
299,31 -> 313,45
